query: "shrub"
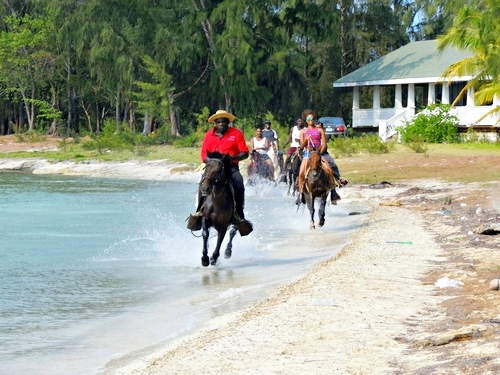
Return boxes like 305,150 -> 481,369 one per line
328,134 -> 392,157
399,103 -> 459,144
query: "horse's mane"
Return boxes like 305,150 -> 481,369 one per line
307,151 -> 322,169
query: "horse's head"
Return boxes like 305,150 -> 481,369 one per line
307,151 -> 323,179
200,152 -> 231,196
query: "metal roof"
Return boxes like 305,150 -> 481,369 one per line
333,40 -> 474,87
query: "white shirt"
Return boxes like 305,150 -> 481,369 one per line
291,126 -> 301,147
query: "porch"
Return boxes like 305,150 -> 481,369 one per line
351,83 -> 500,141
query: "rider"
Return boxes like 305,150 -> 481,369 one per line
187,110 -> 252,235
261,120 -> 278,149
283,118 -> 304,158
315,121 -> 348,188
248,128 -> 274,181
261,120 -> 281,178
296,109 -> 338,205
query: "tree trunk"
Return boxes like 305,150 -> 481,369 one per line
142,113 -> 151,135
169,106 -> 179,136
47,86 -> 59,135
115,84 -> 121,128
339,0 -> 347,77
66,56 -> 72,138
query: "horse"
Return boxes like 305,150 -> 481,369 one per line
247,150 -> 271,186
198,152 -> 238,267
286,150 -> 301,196
301,151 -> 330,229
267,144 -> 281,181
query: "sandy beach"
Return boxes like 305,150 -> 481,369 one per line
1,157 -> 499,374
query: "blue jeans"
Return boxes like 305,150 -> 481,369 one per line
321,152 -> 340,180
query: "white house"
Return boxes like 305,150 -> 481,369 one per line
333,40 -> 500,140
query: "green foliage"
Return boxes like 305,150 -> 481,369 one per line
14,132 -> 47,143
398,104 -> 459,144
133,55 -> 173,126
438,0 -> 500,123
172,133 -> 202,148
26,98 -> 62,129
405,141 -> 429,155
328,134 -> 393,157
81,121 -> 136,153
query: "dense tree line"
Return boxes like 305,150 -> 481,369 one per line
0,0 -> 472,138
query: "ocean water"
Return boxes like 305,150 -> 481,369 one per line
0,172 -> 365,375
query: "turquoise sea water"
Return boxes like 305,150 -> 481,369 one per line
0,172 -> 364,375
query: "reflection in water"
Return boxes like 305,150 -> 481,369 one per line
202,269 -> 235,287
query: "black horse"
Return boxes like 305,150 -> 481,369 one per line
286,150 -> 301,196
300,151 -> 329,229
198,152 -> 238,266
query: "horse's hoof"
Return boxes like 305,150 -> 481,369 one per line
310,222 -> 316,229
210,257 -> 218,266
319,219 -> 325,227
201,256 -> 209,267
225,249 -> 232,259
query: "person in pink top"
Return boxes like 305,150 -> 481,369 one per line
296,109 -> 339,204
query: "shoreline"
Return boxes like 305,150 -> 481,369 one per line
2,157 -> 499,374
103,203 -> 444,375
0,158 -> 201,182
101,177 -> 499,374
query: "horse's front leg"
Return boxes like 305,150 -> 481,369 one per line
318,196 -> 326,227
201,219 -> 210,267
307,195 -> 316,229
224,226 -> 238,259
287,171 -> 292,196
210,229 -> 227,266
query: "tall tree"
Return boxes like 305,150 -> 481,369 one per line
438,0 -> 500,122
0,15 -> 55,131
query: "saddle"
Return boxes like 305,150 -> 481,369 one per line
186,180 -> 253,236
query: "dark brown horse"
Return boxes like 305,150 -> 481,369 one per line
198,152 -> 238,266
286,150 -> 302,196
302,151 -> 329,229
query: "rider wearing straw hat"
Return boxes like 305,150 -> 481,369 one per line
187,110 -> 253,235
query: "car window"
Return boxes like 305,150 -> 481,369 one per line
319,117 -> 344,125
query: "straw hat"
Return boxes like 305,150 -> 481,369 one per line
208,110 -> 236,123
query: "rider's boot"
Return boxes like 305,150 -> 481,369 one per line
186,192 -> 204,231
233,188 -> 253,236
325,169 -> 341,205
295,173 -> 306,205
330,189 -> 341,205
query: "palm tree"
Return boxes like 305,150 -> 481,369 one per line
437,0 -> 500,124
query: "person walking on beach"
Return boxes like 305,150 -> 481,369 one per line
187,110 -> 252,233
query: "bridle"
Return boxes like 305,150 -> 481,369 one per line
305,151 -> 324,182
200,158 -> 227,196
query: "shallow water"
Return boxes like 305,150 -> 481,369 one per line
0,173 -> 365,375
